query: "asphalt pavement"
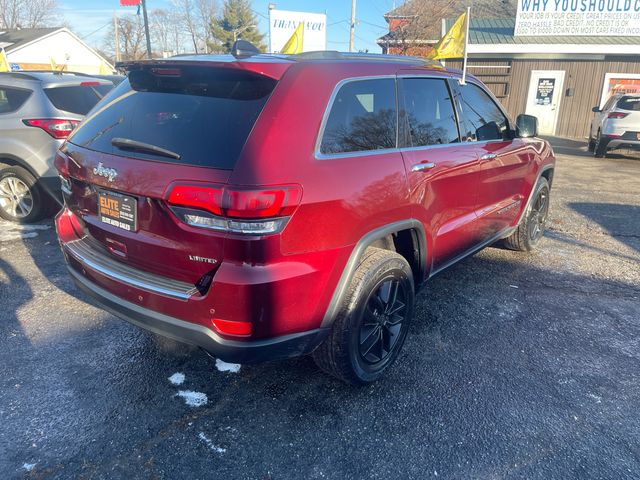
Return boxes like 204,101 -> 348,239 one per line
1,138 -> 639,479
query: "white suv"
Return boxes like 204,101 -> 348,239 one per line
589,94 -> 640,158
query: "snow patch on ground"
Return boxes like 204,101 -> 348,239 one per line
215,359 -> 241,373
175,390 -> 208,407
0,221 -> 50,242
168,372 -> 185,385
22,463 -> 36,471
198,432 -> 226,454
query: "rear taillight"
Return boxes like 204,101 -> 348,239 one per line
23,119 -> 80,139
607,112 -> 629,119
54,151 -> 72,195
54,151 -> 69,177
166,184 -> 302,235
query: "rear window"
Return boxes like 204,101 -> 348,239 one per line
617,96 -> 640,111
44,84 -> 113,115
68,67 -> 277,169
0,86 -> 32,113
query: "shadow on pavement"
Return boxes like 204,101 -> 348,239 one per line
569,202 -> 640,254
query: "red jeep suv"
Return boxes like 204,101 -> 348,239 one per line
55,49 -> 555,384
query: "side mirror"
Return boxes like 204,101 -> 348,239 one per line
592,106 -> 601,113
516,114 -> 538,138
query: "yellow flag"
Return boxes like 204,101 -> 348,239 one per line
50,56 -> 57,71
427,12 -> 467,60
280,22 -> 304,54
0,49 -> 10,72
99,63 -> 110,75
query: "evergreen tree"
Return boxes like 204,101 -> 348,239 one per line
210,0 -> 265,53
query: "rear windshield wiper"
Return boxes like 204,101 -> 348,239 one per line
111,137 -> 181,160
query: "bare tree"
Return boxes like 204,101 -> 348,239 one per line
103,14 -> 147,62
151,10 -> 170,55
172,0 -> 217,53
0,0 -> 60,29
386,0 -> 516,55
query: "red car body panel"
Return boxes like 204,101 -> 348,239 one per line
55,55 -> 555,361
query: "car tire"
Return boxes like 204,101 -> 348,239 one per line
0,166 -> 45,223
503,177 -> 550,252
587,136 -> 595,152
312,247 -> 415,385
593,131 -> 608,158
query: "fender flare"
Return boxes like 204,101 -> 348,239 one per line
0,153 -> 41,179
320,219 -> 427,328
515,163 -> 554,227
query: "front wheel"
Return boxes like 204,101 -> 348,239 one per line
312,248 -> 415,385
503,177 -> 550,252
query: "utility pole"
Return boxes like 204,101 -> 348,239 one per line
113,11 -> 121,62
349,0 -> 356,52
141,0 -> 152,59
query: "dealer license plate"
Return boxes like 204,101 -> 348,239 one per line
98,190 -> 137,232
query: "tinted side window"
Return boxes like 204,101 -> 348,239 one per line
457,83 -> 509,141
0,87 -> 31,114
320,78 -> 397,155
44,84 -> 113,115
400,78 -> 459,147
602,96 -> 617,111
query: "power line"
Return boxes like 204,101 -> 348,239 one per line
80,20 -> 112,40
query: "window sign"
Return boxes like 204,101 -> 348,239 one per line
535,78 -> 555,106
599,73 -> 640,108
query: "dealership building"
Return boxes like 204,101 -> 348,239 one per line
379,9 -> 640,138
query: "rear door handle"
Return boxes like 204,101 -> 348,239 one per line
411,162 -> 436,172
480,153 -> 497,161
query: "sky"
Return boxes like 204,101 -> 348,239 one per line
59,0 -> 399,53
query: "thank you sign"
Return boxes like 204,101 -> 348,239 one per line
269,9 -> 327,53
515,0 -> 640,36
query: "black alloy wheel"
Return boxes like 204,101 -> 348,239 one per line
359,276 -> 408,366
528,186 -> 549,243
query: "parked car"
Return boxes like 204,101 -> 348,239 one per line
589,94 -> 640,157
55,50 -> 555,385
0,71 -> 113,222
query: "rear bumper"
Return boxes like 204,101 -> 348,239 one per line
69,266 -> 328,363
606,138 -> 640,150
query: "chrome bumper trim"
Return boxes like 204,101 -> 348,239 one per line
64,237 -> 198,301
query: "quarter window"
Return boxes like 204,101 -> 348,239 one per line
0,87 -> 31,114
456,83 -> 509,141
400,78 -> 459,147
320,78 -> 397,155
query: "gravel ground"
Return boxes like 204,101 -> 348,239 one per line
1,138 -> 639,479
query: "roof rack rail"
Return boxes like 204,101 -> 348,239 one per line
288,50 -> 441,67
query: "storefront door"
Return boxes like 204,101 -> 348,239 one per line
525,70 -> 565,136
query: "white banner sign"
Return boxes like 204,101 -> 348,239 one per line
515,0 -> 640,36
269,9 -> 327,53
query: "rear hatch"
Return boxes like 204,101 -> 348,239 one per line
59,63 -> 279,285
614,96 -> 640,140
